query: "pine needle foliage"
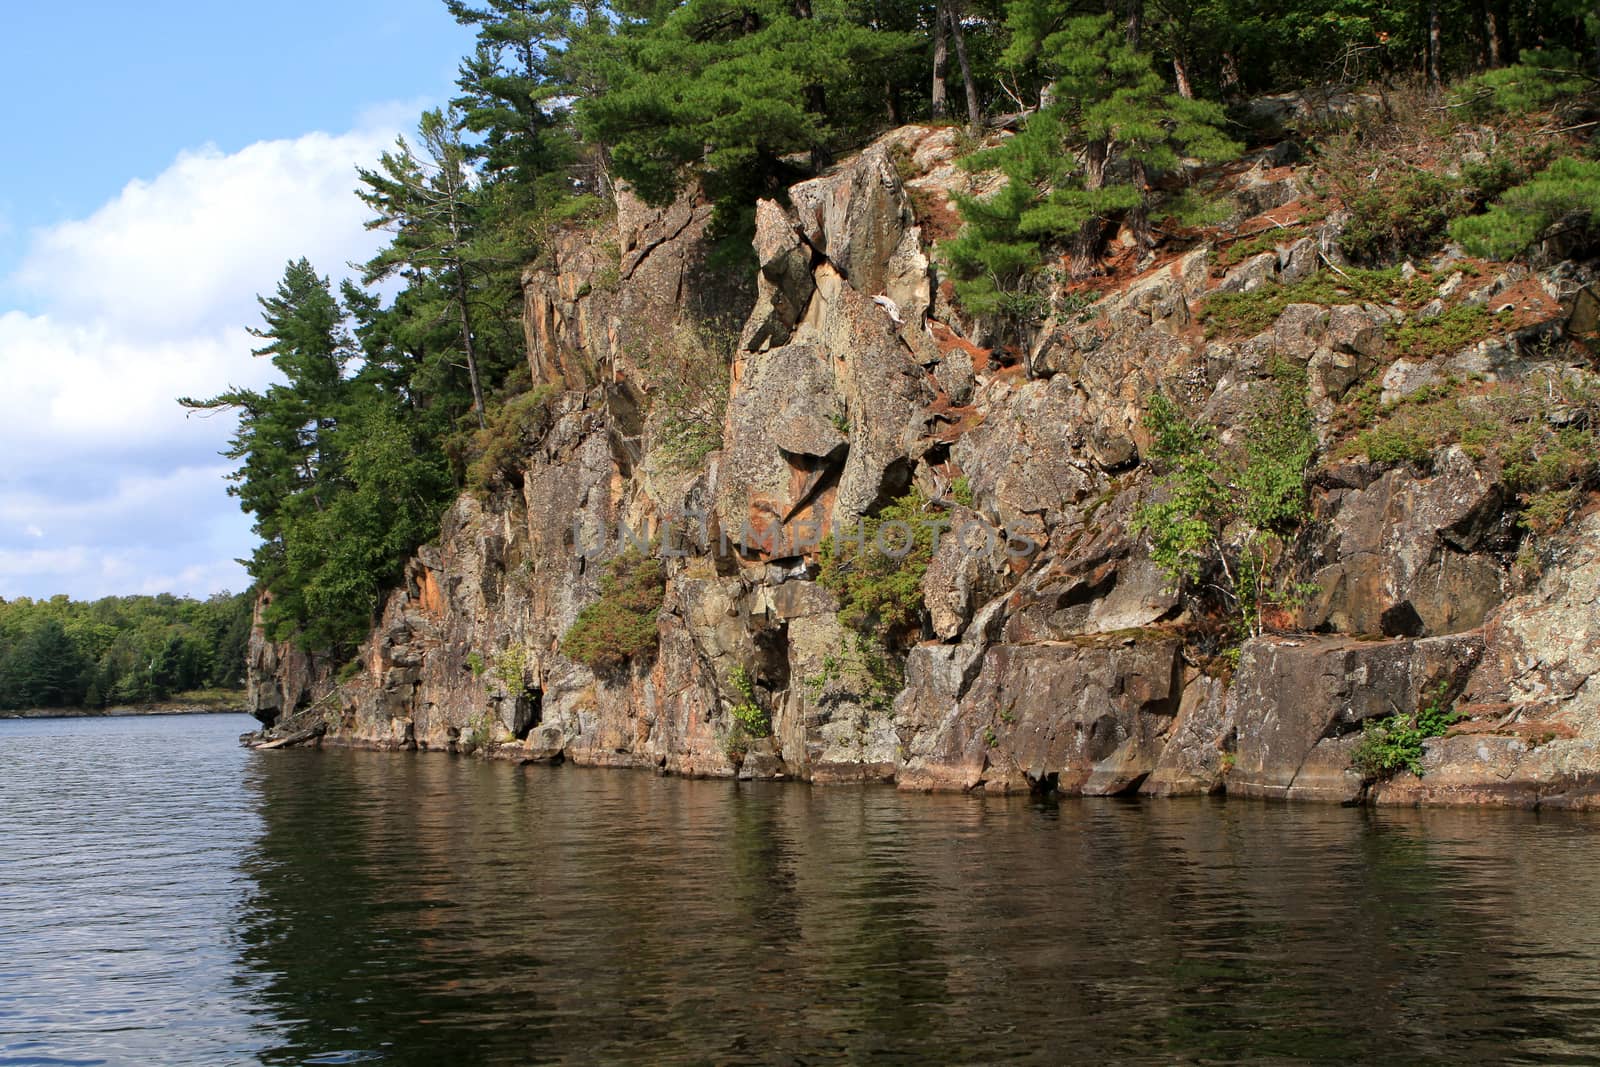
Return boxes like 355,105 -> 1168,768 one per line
943,14 -> 1237,326
1450,157 -> 1600,260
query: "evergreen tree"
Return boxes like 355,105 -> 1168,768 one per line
1451,156 -> 1600,259
358,108 -> 500,428
578,0 -> 918,231
267,395 -> 453,651
0,619 -> 88,709
446,0 -> 589,203
944,13 -> 1237,325
181,258 -> 355,578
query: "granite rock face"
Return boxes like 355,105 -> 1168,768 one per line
249,124 -> 1600,808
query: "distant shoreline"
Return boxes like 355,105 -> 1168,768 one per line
0,698 -> 248,721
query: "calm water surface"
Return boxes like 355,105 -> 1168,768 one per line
5,714 -> 1600,1065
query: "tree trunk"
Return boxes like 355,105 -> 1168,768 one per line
1128,159 -> 1151,252
946,0 -> 982,132
791,0 -> 830,170
931,1 -> 949,121
1084,139 -> 1108,192
1072,139 -> 1112,274
1592,1 -> 1600,76
454,266 -> 487,430
1124,0 -> 1143,48
1220,51 -> 1242,101
1428,0 -> 1443,85
1484,2 -> 1502,67
1173,52 -> 1194,98
442,190 -> 487,430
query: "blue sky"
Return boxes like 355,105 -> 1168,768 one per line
0,1 -> 476,600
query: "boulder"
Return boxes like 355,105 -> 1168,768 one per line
897,632 -> 1183,795
1226,633 -> 1483,802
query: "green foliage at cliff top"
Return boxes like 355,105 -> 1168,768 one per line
943,13 -> 1238,328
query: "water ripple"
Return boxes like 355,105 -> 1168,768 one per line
8,716 -> 1600,1064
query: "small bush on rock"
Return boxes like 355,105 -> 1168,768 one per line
1351,682 -> 1461,779
561,550 -> 666,674
817,490 -> 935,643
1388,306 -> 1511,359
1347,371 -> 1599,533
727,665 -> 770,738
644,323 -> 733,471
1134,363 -> 1317,641
1338,169 -> 1467,263
459,385 -> 558,493
1200,266 -> 1433,338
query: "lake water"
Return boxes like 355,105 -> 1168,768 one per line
5,714 -> 1600,1065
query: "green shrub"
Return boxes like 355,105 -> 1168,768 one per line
1338,170 -> 1466,263
1451,49 -> 1595,116
1214,226 -> 1306,270
816,490 -> 935,643
1200,267 -> 1433,338
1521,486 -> 1582,536
727,665 -> 771,737
1351,681 -> 1461,779
462,386 -> 558,492
644,324 -> 732,471
492,644 -> 528,693
805,633 -> 904,713
561,550 -> 667,674
593,241 -> 621,291
1133,363 -> 1316,639
459,711 -> 500,754
1451,157 -> 1600,260
1358,423 -> 1437,467
1388,305 -> 1513,359
1346,372 -> 1599,531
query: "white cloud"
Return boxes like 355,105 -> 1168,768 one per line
0,118 -> 409,600
12,127 -> 399,336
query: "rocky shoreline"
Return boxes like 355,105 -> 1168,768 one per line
245,120 -> 1600,810
5,700 -> 247,720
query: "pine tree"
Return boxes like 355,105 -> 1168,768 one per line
1004,12 -> 1238,255
577,0 -> 917,231
944,13 -> 1237,328
358,108 -> 495,428
1450,156 -> 1600,259
445,0 -> 587,202
0,620 -> 88,709
180,258 -> 355,572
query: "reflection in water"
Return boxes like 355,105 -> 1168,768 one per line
235,749 -> 1600,1066
6,714 -> 1600,1065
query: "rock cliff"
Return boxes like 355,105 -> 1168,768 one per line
248,124 -> 1600,808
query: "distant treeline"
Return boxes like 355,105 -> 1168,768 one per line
0,592 -> 254,710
